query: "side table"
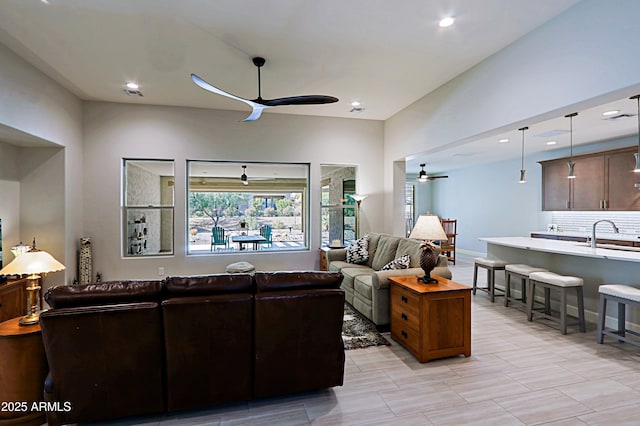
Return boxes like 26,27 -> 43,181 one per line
389,275 -> 471,362
319,246 -> 345,271
0,317 -> 48,426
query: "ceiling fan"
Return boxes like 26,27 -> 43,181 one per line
417,163 -> 448,182
191,57 -> 339,121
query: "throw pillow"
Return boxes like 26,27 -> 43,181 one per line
381,254 -> 411,271
346,235 -> 369,264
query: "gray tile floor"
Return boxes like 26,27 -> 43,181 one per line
94,254 -> 640,425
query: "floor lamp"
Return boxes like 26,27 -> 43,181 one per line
351,194 -> 367,239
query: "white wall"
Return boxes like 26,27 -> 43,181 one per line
82,102 -> 384,280
0,42 -> 83,288
384,0 -> 640,236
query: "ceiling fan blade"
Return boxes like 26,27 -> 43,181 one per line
427,175 -> 449,180
256,95 -> 339,107
191,73 -> 271,121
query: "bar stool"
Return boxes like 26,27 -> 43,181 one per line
473,257 -> 508,303
527,271 -> 585,335
504,264 -> 548,308
597,284 -> 640,346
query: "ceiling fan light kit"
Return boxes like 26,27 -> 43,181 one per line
416,163 -> 448,182
191,57 -> 338,122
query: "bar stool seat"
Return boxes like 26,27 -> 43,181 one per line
504,264 -> 548,308
473,257 -> 508,303
597,284 -> 640,346
527,271 -> 585,335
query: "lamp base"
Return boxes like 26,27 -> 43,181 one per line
418,275 -> 438,284
19,312 -> 40,326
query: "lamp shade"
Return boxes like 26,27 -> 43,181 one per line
409,215 -> 447,241
0,250 -> 66,276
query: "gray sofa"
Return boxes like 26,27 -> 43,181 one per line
327,232 -> 451,326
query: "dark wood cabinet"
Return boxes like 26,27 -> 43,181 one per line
572,155 -> 605,210
542,159 -> 571,210
606,150 -> 640,210
0,278 -> 27,323
541,147 -> 640,211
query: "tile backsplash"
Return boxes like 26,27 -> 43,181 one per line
551,211 -> 640,234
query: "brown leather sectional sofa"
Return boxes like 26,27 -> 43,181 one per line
39,271 -> 345,426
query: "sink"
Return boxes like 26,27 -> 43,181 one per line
575,243 -> 640,252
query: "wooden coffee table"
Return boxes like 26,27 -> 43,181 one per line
389,275 -> 471,362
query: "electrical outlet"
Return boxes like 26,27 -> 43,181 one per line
158,267 -> 165,276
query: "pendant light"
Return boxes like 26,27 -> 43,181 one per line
518,126 -> 528,183
631,94 -> 640,173
565,112 -> 578,179
240,165 -> 249,185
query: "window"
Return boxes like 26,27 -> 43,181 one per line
187,161 -> 309,253
122,159 -> 174,257
405,183 -> 415,237
320,165 -> 358,247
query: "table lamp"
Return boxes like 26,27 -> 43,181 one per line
0,240 -> 65,325
409,215 -> 448,283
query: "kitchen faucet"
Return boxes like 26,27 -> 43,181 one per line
591,220 -> 619,248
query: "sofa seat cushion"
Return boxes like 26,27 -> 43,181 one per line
329,260 -> 369,272
354,275 -> 373,301
340,267 -> 374,290
371,236 -> 401,270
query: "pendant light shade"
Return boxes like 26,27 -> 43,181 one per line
518,126 -> 528,183
631,94 -> 640,173
565,112 -> 578,179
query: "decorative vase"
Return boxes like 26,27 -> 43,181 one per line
79,237 -> 93,285
418,241 -> 439,283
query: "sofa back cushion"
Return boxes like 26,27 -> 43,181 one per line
396,238 -> 423,268
255,271 -> 342,292
365,233 -> 382,267
370,235 -> 401,270
45,280 -> 163,309
164,274 -> 253,296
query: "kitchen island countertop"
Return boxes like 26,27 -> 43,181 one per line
480,236 -> 640,263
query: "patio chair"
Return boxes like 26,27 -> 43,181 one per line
259,225 -> 272,249
211,226 -> 229,251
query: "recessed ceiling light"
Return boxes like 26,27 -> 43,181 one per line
546,140 -> 557,145
438,16 -> 455,28
41,0 -> 50,4
602,110 -> 620,116
499,138 -> 509,143
351,100 -> 361,107
125,82 -> 139,90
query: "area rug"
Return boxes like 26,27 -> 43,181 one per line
342,303 -> 391,350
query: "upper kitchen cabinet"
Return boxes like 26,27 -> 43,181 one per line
606,149 -> 640,210
541,147 -> 640,211
541,158 -> 571,210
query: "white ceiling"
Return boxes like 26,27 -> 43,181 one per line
6,0 -> 635,174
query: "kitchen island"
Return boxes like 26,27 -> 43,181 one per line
479,236 -> 640,328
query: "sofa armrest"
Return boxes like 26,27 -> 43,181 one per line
326,248 -> 347,262
372,268 -> 424,290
